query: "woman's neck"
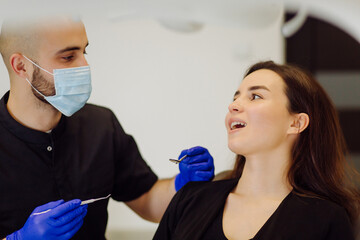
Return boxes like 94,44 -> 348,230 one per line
234,150 -> 293,200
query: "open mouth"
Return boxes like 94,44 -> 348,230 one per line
230,121 -> 247,130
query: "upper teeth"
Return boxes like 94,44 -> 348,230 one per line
231,121 -> 247,129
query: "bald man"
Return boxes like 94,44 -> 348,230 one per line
0,17 -> 214,239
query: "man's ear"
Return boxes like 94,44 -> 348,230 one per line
10,53 -> 30,78
288,113 -> 309,134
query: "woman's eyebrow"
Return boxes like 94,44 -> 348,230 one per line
233,85 -> 271,98
248,85 -> 271,92
233,90 -> 240,98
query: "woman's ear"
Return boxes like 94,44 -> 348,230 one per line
288,113 -> 309,134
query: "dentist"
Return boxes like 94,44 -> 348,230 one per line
0,16 -> 214,240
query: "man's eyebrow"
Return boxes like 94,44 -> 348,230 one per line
56,42 -> 89,55
233,85 -> 270,98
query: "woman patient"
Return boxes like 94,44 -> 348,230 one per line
153,61 -> 360,240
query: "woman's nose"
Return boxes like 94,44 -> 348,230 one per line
228,100 -> 243,113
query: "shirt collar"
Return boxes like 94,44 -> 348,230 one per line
0,91 -> 66,144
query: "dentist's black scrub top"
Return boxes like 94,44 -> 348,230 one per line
154,178 -> 355,240
0,91 -> 158,239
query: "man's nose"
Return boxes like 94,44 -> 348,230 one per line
79,54 -> 88,66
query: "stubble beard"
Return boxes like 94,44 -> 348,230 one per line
31,66 -> 56,106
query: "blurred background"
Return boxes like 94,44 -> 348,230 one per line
0,0 -> 359,239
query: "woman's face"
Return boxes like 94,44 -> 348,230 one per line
225,69 -> 294,156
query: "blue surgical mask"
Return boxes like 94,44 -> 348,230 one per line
23,55 -> 92,116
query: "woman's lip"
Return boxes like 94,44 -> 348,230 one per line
228,118 -> 247,130
228,127 -> 244,133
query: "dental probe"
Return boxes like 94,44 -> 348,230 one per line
80,194 -> 111,205
169,155 -> 188,164
32,194 -> 111,215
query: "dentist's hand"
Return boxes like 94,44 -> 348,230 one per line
6,199 -> 88,240
175,146 -> 215,191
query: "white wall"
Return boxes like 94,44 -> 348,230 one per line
0,15 -> 284,235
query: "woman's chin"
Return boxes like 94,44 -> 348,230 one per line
228,143 -> 246,156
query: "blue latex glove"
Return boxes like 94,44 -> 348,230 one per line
6,199 -> 88,240
175,146 -> 215,191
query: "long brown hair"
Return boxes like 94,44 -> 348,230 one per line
228,61 -> 360,223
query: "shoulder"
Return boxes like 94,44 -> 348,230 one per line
290,193 -> 349,217
292,194 -> 354,239
75,103 -> 115,119
182,178 -> 238,194
288,193 -> 352,230
259,192 -> 354,239
63,103 -> 122,134
155,179 -> 238,240
68,103 -> 118,126
174,178 -> 238,206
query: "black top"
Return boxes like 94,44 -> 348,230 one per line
0,91 -> 158,239
154,178 -> 355,240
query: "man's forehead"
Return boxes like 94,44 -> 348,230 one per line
3,15 -> 82,29
1,16 -> 86,59
2,18 -> 82,44
38,22 -> 88,55
32,17 -> 84,35
1,16 -> 85,45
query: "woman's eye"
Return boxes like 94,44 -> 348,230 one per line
251,94 -> 261,100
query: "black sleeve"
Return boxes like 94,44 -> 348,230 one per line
324,206 -> 355,240
110,112 -> 158,202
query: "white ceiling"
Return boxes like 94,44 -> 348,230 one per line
0,0 -> 359,42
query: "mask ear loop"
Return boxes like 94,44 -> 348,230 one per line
22,55 -> 52,98
22,55 -> 54,75
24,77 -> 47,98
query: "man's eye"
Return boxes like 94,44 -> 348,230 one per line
63,55 -> 74,61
